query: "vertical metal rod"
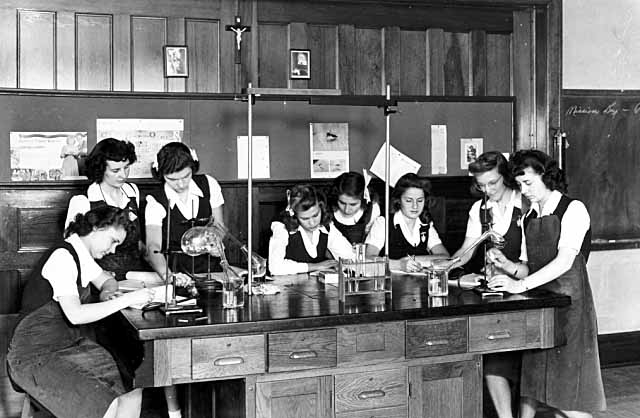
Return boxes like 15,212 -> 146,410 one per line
247,82 -> 253,295
164,199 -> 172,309
384,85 -> 391,258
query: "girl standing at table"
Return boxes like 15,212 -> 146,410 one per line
328,171 -> 381,244
146,142 -> 225,279
365,173 -> 449,272
451,151 -> 528,418
65,138 -> 148,280
488,150 -> 606,418
7,206 -> 153,418
268,184 -> 354,275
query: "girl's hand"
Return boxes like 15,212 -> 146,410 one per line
486,248 -> 509,270
402,256 -> 422,273
309,260 -> 338,272
125,288 -> 155,307
172,272 -> 193,288
487,274 -> 526,294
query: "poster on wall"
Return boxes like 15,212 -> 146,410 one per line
97,119 -> 183,178
237,135 -> 271,179
369,144 -> 421,187
460,138 -> 484,170
10,132 -> 88,181
309,122 -> 349,178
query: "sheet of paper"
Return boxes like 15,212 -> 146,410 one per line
127,284 -> 190,310
369,144 -> 421,187
460,138 -> 484,169
237,135 -> 270,179
310,122 -> 350,178
431,125 -> 447,175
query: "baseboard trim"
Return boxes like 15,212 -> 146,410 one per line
598,331 -> 640,368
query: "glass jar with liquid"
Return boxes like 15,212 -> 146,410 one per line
426,263 -> 449,297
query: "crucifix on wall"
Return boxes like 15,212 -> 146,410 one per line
225,16 -> 251,64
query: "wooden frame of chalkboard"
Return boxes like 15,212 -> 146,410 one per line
0,88 -> 515,184
563,89 -> 640,250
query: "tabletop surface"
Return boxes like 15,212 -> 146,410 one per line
120,274 -> 571,340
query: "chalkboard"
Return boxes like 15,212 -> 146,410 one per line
0,92 -> 512,182
563,91 -> 640,243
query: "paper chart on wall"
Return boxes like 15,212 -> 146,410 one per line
237,136 -> 271,179
309,122 -> 349,178
369,144 -> 421,187
96,119 -> 184,178
431,125 -> 447,175
10,132 -> 88,181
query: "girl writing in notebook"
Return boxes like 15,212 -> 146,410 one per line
268,184 -> 354,275
365,173 -> 449,272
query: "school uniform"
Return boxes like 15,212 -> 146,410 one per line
366,211 -> 443,259
464,189 -> 525,274
268,221 -> 354,275
332,202 -> 380,244
66,182 -> 147,280
519,190 -> 606,412
7,235 -> 127,418
146,174 -> 224,274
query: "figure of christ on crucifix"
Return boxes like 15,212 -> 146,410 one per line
226,16 -> 251,63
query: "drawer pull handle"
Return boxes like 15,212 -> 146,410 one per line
425,339 -> 449,346
213,357 -> 244,366
487,330 -> 511,340
289,350 -> 318,359
357,390 -> 386,400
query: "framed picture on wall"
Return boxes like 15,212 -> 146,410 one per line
290,49 -> 310,79
164,45 -> 189,78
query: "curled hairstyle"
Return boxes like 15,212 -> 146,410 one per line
509,149 -> 567,193
281,184 -> 332,232
64,206 -> 128,238
468,150 -> 517,190
391,173 -> 433,223
329,171 -> 366,211
151,142 -> 200,182
85,138 -> 137,183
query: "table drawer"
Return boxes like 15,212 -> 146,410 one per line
406,317 -> 468,358
335,368 -> 407,413
192,334 -> 265,379
268,329 -> 337,372
336,405 -> 407,418
469,312 -> 526,352
338,321 -> 404,366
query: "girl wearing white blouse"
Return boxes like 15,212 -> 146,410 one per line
7,207 -> 153,418
365,173 -> 449,272
268,184 -> 354,276
488,150 -> 606,418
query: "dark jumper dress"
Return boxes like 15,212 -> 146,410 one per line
284,227 -> 330,263
519,195 -> 606,412
7,241 -> 127,418
332,204 -> 373,244
381,217 -> 432,259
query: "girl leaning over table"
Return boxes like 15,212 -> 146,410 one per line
451,151 -> 528,418
487,149 -> 606,418
365,173 -> 449,272
268,184 -> 354,276
7,206 -> 154,418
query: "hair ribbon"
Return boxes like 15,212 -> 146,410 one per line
362,169 -> 372,203
285,189 -> 294,216
152,154 -> 159,170
190,148 -> 199,162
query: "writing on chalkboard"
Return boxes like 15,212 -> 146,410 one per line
565,101 -> 640,117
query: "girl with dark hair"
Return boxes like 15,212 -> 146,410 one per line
268,184 -> 354,275
451,150 -> 528,418
365,173 -> 449,272
488,150 -> 605,418
146,141 -> 225,280
328,171 -> 381,244
7,206 -> 154,418
65,137 -> 147,280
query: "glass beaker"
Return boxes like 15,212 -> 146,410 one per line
221,263 -> 245,309
426,262 -> 449,297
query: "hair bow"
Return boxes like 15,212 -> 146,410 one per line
190,148 -> 199,162
362,169 -> 372,203
285,189 -> 294,216
152,154 -> 159,170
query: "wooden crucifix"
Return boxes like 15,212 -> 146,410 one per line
225,16 -> 251,64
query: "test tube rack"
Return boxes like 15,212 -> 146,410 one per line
338,257 -> 392,303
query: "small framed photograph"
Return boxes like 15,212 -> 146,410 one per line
164,45 -> 188,78
290,49 -> 310,79
460,138 -> 484,170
